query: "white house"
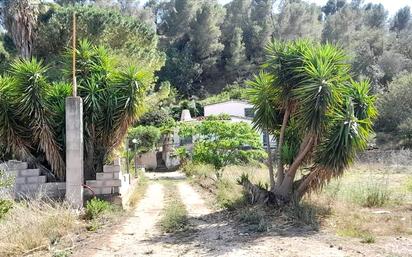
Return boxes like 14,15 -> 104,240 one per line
201,100 -> 275,147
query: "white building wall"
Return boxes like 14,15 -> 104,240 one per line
204,100 -> 253,117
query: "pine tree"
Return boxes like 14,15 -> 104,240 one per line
224,26 -> 249,80
189,1 -> 224,73
391,6 -> 411,33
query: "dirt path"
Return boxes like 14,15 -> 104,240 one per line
74,183 -> 166,257
74,173 -> 412,257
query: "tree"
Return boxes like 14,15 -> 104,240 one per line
35,4 -> 165,73
180,120 -> 266,172
224,27 -> 250,80
189,1 -> 225,74
1,0 -> 39,58
0,41 -> 153,180
245,40 -> 376,203
363,3 -> 387,29
391,6 -> 411,33
244,0 -> 273,63
275,0 -> 322,41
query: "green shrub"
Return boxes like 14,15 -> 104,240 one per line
160,200 -> 188,233
127,126 -> 161,153
0,199 -> 13,219
239,208 -> 268,232
84,198 -> 112,220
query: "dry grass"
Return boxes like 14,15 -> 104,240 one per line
307,162 -> 412,240
127,171 -> 149,208
0,199 -> 83,257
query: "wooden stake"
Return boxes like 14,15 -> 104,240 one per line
72,12 -> 77,97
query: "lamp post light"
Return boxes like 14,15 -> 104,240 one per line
132,138 -> 139,177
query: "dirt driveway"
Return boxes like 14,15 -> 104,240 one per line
73,172 -> 412,257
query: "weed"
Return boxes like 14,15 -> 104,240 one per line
128,171 -> 149,208
84,198 -> 112,220
360,234 -> 376,244
287,202 -> 319,229
347,181 -> 392,207
0,199 -> 13,219
160,199 -> 188,233
0,199 -> 81,257
239,208 -> 268,232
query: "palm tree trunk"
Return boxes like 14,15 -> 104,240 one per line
275,106 -> 290,186
265,131 -> 275,190
276,136 -> 314,196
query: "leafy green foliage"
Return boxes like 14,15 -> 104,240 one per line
0,199 -> 13,220
127,126 -> 161,153
84,198 -> 112,220
0,41 -> 152,180
248,40 -> 376,198
35,4 -> 164,72
186,120 -> 266,170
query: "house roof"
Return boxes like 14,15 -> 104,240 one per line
203,99 -> 252,107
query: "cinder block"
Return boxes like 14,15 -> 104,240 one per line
17,184 -> 41,192
7,161 -> 28,170
113,172 -> 120,179
56,182 -> 66,190
96,172 -> 113,180
27,176 -> 46,184
100,187 -> 118,195
15,177 -> 26,184
103,179 -> 121,187
86,180 -> 104,187
103,165 -> 120,173
19,169 -> 40,177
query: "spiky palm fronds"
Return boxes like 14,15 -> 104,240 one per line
10,58 -> 66,179
248,40 -> 376,200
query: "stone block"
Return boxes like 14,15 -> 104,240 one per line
15,177 -> 26,184
17,184 -> 41,192
86,180 -> 104,188
96,172 -> 113,180
99,187 -> 119,195
103,179 -> 121,187
19,169 -> 40,177
103,165 -> 121,173
27,176 -> 46,184
113,172 -> 120,179
7,161 -> 28,170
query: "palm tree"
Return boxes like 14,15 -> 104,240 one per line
246,40 -> 376,202
1,0 -> 39,58
0,40 -> 150,181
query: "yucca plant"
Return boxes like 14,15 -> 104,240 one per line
246,40 -> 376,203
0,40 -> 151,180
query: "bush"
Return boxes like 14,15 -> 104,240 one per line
127,126 -> 161,153
84,198 -> 112,220
139,108 -> 174,127
376,73 -> 412,134
160,200 -> 188,233
187,121 -> 266,171
238,208 -> 268,232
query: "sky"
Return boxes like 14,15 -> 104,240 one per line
216,0 -> 412,16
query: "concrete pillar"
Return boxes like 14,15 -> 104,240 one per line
65,97 -> 84,208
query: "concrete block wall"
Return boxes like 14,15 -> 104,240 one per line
85,159 -> 130,196
1,159 -> 131,199
2,160 -> 65,199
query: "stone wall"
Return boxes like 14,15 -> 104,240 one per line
135,152 -> 157,170
1,159 -> 131,199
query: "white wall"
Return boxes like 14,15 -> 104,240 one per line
204,101 -> 253,117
